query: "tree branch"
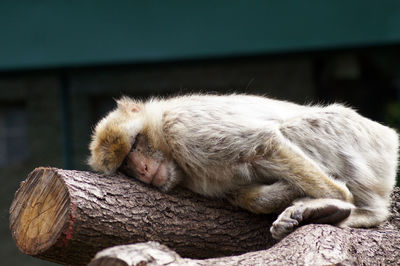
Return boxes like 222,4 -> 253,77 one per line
9,168 -> 400,265
90,219 -> 400,266
9,167 -> 274,265
91,187 -> 400,265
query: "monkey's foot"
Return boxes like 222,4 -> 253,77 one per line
270,198 -> 353,240
270,204 -> 304,240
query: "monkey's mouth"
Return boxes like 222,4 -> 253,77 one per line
150,162 -> 168,187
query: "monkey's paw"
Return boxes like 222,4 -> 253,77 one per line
270,199 -> 352,240
270,203 -> 305,240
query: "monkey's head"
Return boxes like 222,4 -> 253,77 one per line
88,97 -> 144,174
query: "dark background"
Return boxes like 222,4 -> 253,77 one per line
1,1 -> 400,265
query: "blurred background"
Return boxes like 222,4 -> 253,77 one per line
1,1 -> 400,265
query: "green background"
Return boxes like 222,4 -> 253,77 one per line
1,0 -> 400,71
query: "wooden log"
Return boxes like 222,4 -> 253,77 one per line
9,167 -> 274,265
89,221 -> 400,266
91,187 -> 400,265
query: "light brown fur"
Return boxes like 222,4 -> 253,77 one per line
89,94 -> 398,239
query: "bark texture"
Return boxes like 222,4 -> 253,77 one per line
90,221 -> 400,266
91,187 -> 400,265
9,167 -> 274,265
9,168 -> 400,265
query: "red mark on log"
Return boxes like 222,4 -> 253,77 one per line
65,204 -> 77,240
56,204 -> 76,247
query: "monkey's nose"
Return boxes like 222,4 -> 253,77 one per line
138,162 -> 149,175
136,160 -> 160,185
137,161 -> 160,184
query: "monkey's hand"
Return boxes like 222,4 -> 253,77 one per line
227,181 -> 303,214
270,198 -> 354,239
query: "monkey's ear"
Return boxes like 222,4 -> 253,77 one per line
116,96 -> 142,113
130,104 -> 141,112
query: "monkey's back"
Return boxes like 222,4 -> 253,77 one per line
151,94 -> 398,198
280,104 -> 398,208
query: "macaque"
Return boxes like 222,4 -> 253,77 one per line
88,94 -> 398,239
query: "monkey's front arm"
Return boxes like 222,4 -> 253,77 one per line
228,181 -> 302,214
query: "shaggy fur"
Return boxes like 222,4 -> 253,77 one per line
89,94 -> 398,239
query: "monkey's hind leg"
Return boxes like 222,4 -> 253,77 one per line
338,194 -> 391,229
270,198 -> 354,240
257,137 -> 354,203
228,181 -> 303,214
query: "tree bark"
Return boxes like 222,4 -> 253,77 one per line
9,168 -> 400,265
90,221 -> 400,266
91,187 -> 400,265
9,167 -> 274,265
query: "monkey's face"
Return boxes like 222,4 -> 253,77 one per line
119,134 -> 170,188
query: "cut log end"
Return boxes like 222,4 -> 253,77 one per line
9,167 -> 70,255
